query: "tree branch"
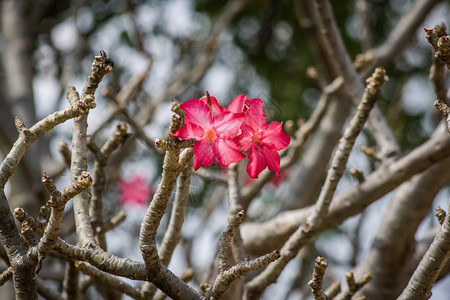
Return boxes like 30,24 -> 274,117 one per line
434,100 -> 450,133
88,123 -> 128,249
398,200 -> 450,299
75,261 -> 144,300
70,51 -> 113,249
206,211 -> 280,300
352,155 -> 450,299
308,256 -> 329,300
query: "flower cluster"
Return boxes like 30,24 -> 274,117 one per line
172,93 -> 290,178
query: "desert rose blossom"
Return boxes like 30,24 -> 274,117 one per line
237,98 -> 290,178
172,95 -> 245,170
118,174 -> 153,207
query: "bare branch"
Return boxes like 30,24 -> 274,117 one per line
0,267 -> 12,286
362,0 -> 444,77
35,172 -> 93,271
71,51 -> 114,249
89,123 -> 128,248
308,256 -> 329,300
398,200 -> 450,299
36,277 -> 64,300
336,272 -> 371,300
434,99 -> 450,132
436,206 -> 446,225
206,211 -> 281,300
142,152 -> 194,298
75,261 -> 144,300
425,24 -> 450,69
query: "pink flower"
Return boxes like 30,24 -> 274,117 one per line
237,98 -> 290,178
173,92 -> 290,178
172,94 -> 245,170
118,174 -> 153,207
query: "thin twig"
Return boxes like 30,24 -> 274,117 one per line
76,261 -> 144,300
92,59 -> 153,139
89,123 -> 128,249
428,24 -> 447,102
434,99 -> 450,133
97,209 -> 127,235
227,163 -> 246,263
336,272 -> 371,300
0,267 -> 12,286
308,256 -> 328,300
206,210 -> 281,300
62,261 -> 79,300
34,172 -> 93,271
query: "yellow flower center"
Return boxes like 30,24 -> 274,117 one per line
204,129 -> 217,143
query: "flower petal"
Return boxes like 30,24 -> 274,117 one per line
199,95 -> 226,118
212,139 -> 245,166
243,98 -> 267,131
261,121 -> 291,150
180,99 -> 212,127
213,111 -> 244,139
172,123 -> 204,140
237,124 -> 256,152
246,146 -> 268,178
261,147 -> 281,176
227,94 -> 247,113
193,140 -> 215,170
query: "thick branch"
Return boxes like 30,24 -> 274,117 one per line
142,154 -> 194,298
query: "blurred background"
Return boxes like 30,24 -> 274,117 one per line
0,0 -> 449,299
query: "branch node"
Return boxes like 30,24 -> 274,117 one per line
435,206 -> 446,225
349,168 -> 365,183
